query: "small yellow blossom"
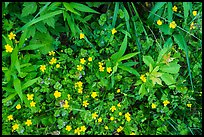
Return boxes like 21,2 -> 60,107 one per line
187,103 -> 192,108
77,65 -> 83,71
98,62 -> 104,66
157,19 -> 162,26
16,104 -> 21,109
117,126 -> 123,133
88,57 -> 92,61
107,67 -> 112,73
117,89 -> 121,93
77,81 -> 83,87
12,123 -> 19,131
98,117 -> 102,123
54,90 -> 61,98
193,11 -> 197,16
80,33 -> 85,39
8,32 -> 16,40
5,44 -> 13,53
92,112 -> 98,119
117,103 -> 121,107
119,112 -> 122,116
172,5 -> 178,12
99,66 -> 105,72
56,64 -> 60,68
110,106 -> 116,112
130,132 -> 136,135
7,115 -> 13,121
91,92 -> 97,98
111,28 -> 117,35
169,21 -> 177,29
105,126 -> 109,130
74,127 -> 81,135
80,126 -> 86,132
30,101 -> 36,107
152,103 -> 157,109
125,112 -> 131,118
126,116 -> 131,122
66,125 -> 72,131
40,65 -> 46,72
163,100 -> 170,107
25,119 -> 32,126
27,94 -> 34,100
63,100 -> 69,109
83,100 -> 89,107
78,88 -> 83,94
190,22 -> 196,30
48,51 -> 55,56
49,57 -> 57,65
110,116 -> 114,121
80,58 -> 86,64
140,74 -> 146,82
67,94 -> 71,100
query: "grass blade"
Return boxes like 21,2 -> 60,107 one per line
22,77 -> 40,90
63,2 -> 81,16
183,2 -> 190,24
167,2 -> 173,22
69,2 -> 99,14
118,52 -> 140,62
13,78 -> 23,103
148,2 -> 166,19
112,2 -> 119,27
118,64 -> 140,77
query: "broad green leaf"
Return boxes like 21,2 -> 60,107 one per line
69,2 -> 99,14
148,2 -> 166,19
118,52 -> 139,62
64,11 -> 76,36
21,2 -> 37,17
11,46 -> 19,69
173,34 -> 185,50
112,2 -> 119,27
21,44 -> 45,51
2,93 -> 18,103
161,73 -> 176,85
160,62 -> 181,74
18,29 -> 28,49
167,2 -> 173,22
118,64 -> 140,77
123,61 -> 138,67
164,37 -> 173,48
2,34 -> 13,47
183,2 -> 190,24
44,17 -> 55,28
35,21 -> 47,33
22,77 -> 40,90
156,47 -> 170,64
63,2 -> 81,16
15,59 -> 21,74
5,2 -> 10,8
143,55 -> 155,67
13,78 -> 23,103
159,24 -> 172,35
139,84 -> 147,98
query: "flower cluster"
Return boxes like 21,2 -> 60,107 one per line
75,81 -> 83,94
98,62 -> 105,72
125,112 -> 131,122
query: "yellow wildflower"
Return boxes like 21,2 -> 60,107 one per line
119,112 -> 122,116
30,101 -> 36,107
67,94 -> 71,100
110,106 -> 116,112
54,90 -> 61,98
25,119 -> 32,126
77,65 -> 83,71
80,126 -> 86,132
151,103 -> 157,109
16,104 -> 21,109
187,103 -> 192,108
7,115 -> 13,121
27,94 -> 34,100
105,126 -> 109,130
157,19 -> 162,26
163,100 -> 170,107
12,123 -> 19,131
78,88 -> 83,94
83,100 -> 89,107
74,127 -> 81,135
140,74 -> 146,82
91,92 -> 97,98
88,57 -> 92,61
63,100 -> 69,109
117,103 -> 121,107
56,64 -> 60,68
106,67 -> 112,73
77,81 -> 83,87
99,66 -> 105,72
92,112 -> 98,119
125,112 -> 131,118
66,125 -> 72,131
80,33 -> 85,39
117,89 -> 121,93
5,44 -> 13,53
80,58 -> 86,64
49,57 -> 57,65
98,62 -> 104,66
117,126 -> 123,133
110,116 -> 114,121
193,11 -> 197,16
172,5 -> 178,12
40,65 -> 46,72
98,117 -> 102,123
111,28 -> 117,35
48,51 -> 55,56
8,32 -> 16,40
169,21 -> 177,29
190,22 -> 196,30
126,116 -> 131,122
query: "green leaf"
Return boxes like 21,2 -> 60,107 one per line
13,78 -> 23,103
173,34 -> 185,50
11,46 -> 19,70
15,58 -> 21,74
167,2 -> 173,22
123,61 -> 138,67
164,37 -> 173,48
5,2 -> 10,8
2,93 -> 17,104
160,62 -> 181,74
21,44 -> 45,51
183,2 -> 190,24
64,11 -> 76,36
139,84 -> 147,98
18,29 -> 28,49
43,17 -> 55,28
159,24 -> 172,35
118,52 -> 139,62
21,2 -> 37,17
118,64 -> 140,77
69,2 -> 99,14
156,47 -> 170,64
161,73 -> 176,85
143,55 -> 155,67
2,34 -> 13,47
22,77 -> 39,90
63,2 -> 81,16
123,6 -> 130,31
80,110 -> 92,124
112,2 -> 119,27
111,33 -> 127,62
148,2 -> 166,19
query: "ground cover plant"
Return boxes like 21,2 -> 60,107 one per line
2,2 -> 202,135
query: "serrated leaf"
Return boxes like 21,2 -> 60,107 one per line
143,55 -> 155,67
21,2 -> 37,17
161,73 -> 176,85
173,34 -> 185,50
160,62 -> 181,74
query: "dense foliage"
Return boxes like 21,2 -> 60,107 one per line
2,2 -> 202,135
